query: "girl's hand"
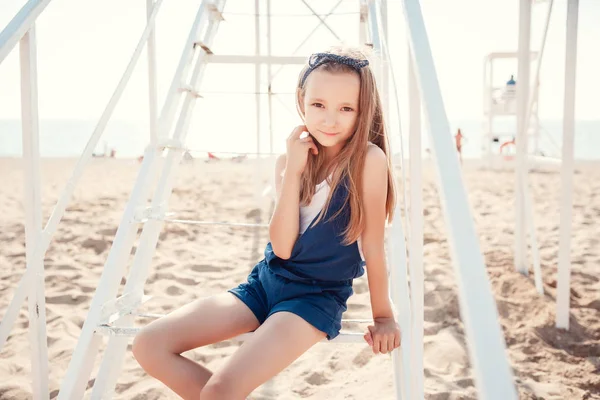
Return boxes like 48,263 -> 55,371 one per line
285,125 -> 318,177
363,317 -> 401,354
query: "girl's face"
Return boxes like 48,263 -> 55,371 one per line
301,69 -> 360,153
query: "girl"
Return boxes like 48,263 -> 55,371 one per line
132,46 -> 401,400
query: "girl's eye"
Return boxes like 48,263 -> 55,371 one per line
312,103 -> 324,108
342,107 -> 354,112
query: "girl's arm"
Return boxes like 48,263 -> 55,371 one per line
269,126 -> 318,259
361,145 -> 394,319
268,154 -> 301,260
361,145 -> 401,354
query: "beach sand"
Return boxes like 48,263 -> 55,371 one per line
1,157 -> 599,399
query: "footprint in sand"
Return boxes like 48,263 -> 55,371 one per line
424,235 -> 439,245
190,264 -> 220,273
81,238 -> 109,254
352,346 -> 374,367
424,291 -> 442,308
304,371 -> 331,386
0,386 -> 32,400
175,277 -> 196,286
46,294 -> 89,305
454,378 -> 475,389
246,208 -> 261,219
166,285 -> 185,296
55,234 -> 77,244
80,285 -> 96,293
54,264 -> 77,271
114,382 -> 136,394
98,227 -> 117,236
326,354 -> 342,372
155,261 -> 176,269
424,307 -> 447,323
584,299 -> 600,311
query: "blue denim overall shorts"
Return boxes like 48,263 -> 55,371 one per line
228,178 -> 365,340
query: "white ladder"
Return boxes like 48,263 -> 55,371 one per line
57,1 -> 228,398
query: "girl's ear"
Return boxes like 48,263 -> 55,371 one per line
298,90 -> 307,115
299,99 -> 306,117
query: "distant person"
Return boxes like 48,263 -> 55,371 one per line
505,75 -> 517,100
455,128 -> 466,164
182,150 -> 194,164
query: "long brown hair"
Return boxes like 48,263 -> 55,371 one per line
296,46 -> 396,245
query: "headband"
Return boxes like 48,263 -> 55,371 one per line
300,52 -> 370,87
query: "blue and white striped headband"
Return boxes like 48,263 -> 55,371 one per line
300,52 -> 370,87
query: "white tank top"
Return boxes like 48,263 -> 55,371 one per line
299,179 -> 365,261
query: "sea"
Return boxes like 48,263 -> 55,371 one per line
0,118 -> 598,160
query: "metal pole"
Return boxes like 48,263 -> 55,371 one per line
147,0 -> 159,145
359,1 -> 368,45
408,50 -> 424,400
556,0 -> 579,330
525,0 -> 555,156
380,0 -> 390,120
266,0 -> 274,154
486,60 -> 494,167
515,0 -> 531,274
255,0 -> 261,160
0,0 -> 52,65
400,0 -> 518,397
19,25 -> 49,399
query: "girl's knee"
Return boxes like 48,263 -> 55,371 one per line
200,376 -> 246,400
132,327 -> 160,366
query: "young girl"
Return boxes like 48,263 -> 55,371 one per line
132,46 -> 401,400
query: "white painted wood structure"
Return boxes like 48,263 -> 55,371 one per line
510,0 -> 580,326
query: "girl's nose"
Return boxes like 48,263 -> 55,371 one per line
324,112 -> 337,127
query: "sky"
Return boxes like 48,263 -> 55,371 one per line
0,0 -> 598,132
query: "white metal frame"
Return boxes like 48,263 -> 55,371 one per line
515,0 -> 533,276
484,0 -> 557,289
0,0 -> 52,64
1,0 -> 584,398
556,0 -> 580,330
18,24 -> 49,400
60,2 -> 224,397
0,0 -> 167,395
408,46 -> 424,400
511,0 -> 579,325
401,0 -> 518,397
366,2 -> 411,398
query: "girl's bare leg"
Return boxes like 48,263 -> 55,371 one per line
132,293 -> 260,400
200,311 -> 326,400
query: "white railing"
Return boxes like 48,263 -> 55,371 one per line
1,2 -> 56,398
0,0 -> 164,398
367,2 -> 412,399
0,0 -> 52,64
400,0 -> 518,398
556,0 -> 580,330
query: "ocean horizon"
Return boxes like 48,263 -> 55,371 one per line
1,118 -> 598,160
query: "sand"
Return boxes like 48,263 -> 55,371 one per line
0,156 -> 599,399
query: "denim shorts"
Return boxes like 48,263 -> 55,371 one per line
228,261 -> 353,340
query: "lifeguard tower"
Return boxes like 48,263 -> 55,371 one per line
482,51 -> 541,168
